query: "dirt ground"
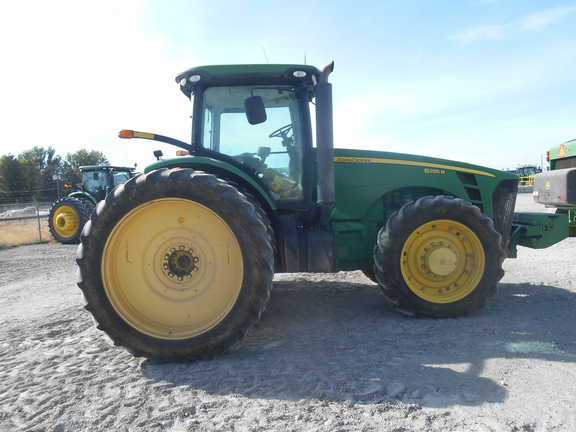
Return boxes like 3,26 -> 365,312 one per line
1,193 -> 575,431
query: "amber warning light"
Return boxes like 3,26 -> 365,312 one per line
176,150 -> 190,156
119,130 -> 134,139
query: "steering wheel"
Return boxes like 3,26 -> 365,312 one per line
269,124 -> 293,139
268,124 -> 299,180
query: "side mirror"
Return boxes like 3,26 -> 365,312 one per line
244,96 -> 267,125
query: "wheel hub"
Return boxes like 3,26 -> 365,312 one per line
401,220 -> 484,303
56,212 -> 76,229
54,207 -> 79,236
162,246 -> 200,281
425,244 -> 458,276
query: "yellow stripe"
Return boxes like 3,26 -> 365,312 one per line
134,131 -> 155,139
334,156 -> 495,178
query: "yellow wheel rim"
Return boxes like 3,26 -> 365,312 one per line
400,220 -> 485,304
102,198 -> 243,340
52,205 -> 79,238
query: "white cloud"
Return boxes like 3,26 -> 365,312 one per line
449,24 -> 511,43
521,5 -> 576,30
449,5 -> 576,43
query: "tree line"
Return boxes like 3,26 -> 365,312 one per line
0,146 -> 109,204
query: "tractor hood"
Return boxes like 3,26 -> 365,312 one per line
332,148 -> 517,181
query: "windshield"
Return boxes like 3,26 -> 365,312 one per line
112,171 -> 131,186
83,171 -> 108,191
202,86 -> 304,200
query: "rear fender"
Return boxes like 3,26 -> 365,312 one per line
68,192 -> 98,206
145,156 -> 277,211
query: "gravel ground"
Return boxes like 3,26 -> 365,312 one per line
1,193 -> 575,431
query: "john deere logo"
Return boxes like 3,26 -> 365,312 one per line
545,180 -> 551,190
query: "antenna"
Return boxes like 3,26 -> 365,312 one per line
262,47 -> 269,64
304,53 -> 307,64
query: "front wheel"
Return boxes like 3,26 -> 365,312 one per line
77,168 -> 274,362
374,195 -> 506,317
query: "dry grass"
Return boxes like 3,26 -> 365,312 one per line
0,218 -> 54,249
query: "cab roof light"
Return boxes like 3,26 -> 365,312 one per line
176,150 -> 190,156
179,75 -> 201,87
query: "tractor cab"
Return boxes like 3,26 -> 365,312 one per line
174,64 -> 334,213
79,166 -> 134,202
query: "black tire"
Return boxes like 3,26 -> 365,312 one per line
47,197 -> 92,244
77,197 -> 96,215
77,168 -> 274,362
374,195 -> 506,318
361,267 -> 378,283
226,180 -> 277,259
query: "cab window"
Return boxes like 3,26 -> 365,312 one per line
112,171 -> 131,187
202,86 -> 303,200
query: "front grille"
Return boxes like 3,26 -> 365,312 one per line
492,179 -> 519,250
457,172 -> 478,186
465,186 -> 482,202
457,172 -> 484,210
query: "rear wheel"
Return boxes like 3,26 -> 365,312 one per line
374,195 -> 506,317
77,168 -> 274,362
47,197 -> 92,244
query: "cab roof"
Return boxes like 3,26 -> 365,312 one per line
80,165 -> 135,172
175,64 -> 321,99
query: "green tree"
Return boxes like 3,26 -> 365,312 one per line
19,146 -> 63,200
19,159 -> 41,200
0,154 -> 27,202
0,147 -> 110,203
62,149 -> 109,190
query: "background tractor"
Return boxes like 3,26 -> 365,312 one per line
48,165 -> 134,243
76,62 -> 567,362
515,165 -> 541,187
533,138 -> 576,236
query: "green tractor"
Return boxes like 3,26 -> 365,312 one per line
48,165 -> 134,243
76,62 -> 567,362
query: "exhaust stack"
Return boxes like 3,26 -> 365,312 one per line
315,61 -> 335,209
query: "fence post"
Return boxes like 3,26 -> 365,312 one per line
34,200 -> 43,242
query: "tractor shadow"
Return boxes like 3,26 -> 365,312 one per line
141,275 -> 576,408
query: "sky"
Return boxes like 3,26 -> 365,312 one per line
0,0 -> 575,172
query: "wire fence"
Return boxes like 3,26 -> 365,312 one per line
0,202 -> 53,247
